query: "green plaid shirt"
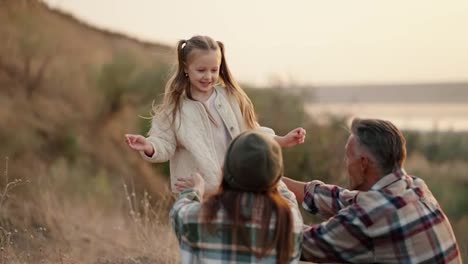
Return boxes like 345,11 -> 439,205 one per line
170,182 -> 303,263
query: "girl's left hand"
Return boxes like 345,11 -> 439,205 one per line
276,127 -> 306,148
175,173 -> 205,197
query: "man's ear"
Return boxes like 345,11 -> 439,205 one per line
360,155 -> 369,171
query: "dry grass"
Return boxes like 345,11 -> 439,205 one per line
0,157 -> 180,264
1,2 -> 180,262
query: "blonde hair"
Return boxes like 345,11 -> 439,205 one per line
153,35 -> 257,129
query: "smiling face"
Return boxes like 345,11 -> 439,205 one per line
185,49 -> 221,101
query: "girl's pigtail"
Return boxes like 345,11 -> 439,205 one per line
217,41 -> 257,129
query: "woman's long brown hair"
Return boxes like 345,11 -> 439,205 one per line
152,35 -> 257,129
202,179 -> 294,264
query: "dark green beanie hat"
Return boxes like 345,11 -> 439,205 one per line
223,130 -> 283,192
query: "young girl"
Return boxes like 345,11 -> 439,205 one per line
125,35 -> 305,195
171,130 -> 303,263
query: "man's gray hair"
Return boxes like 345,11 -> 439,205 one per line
351,118 -> 407,175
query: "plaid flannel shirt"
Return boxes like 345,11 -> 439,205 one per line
170,182 -> 303,263
301,169 -> 461,263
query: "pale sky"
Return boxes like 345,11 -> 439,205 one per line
44,0 -> 468,86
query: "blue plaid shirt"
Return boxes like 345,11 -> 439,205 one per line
170,182 -> 304,263
302,169 -> 461,263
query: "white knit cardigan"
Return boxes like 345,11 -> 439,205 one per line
140,86 -> 274,195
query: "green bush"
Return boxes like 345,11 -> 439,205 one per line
404,130 -> 468,163
96,52 -> 138,115
246,87 -> 349,183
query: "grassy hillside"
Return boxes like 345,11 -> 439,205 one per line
1,0 -> 175,191
1,0 -> 180,262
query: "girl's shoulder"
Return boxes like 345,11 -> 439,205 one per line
214,85 -> 228,96
215,84 -> 227,90
215,85 -> 237,103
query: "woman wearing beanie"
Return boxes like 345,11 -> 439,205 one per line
170,130 -> 304,264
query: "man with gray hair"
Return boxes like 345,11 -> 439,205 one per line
283,118 -> 461,263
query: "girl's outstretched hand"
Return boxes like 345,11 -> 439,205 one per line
175,173 -> 205,197
125,134 -> 154,156
275,127 -> 306,148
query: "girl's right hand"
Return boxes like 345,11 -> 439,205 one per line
125,134 -> 154,156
